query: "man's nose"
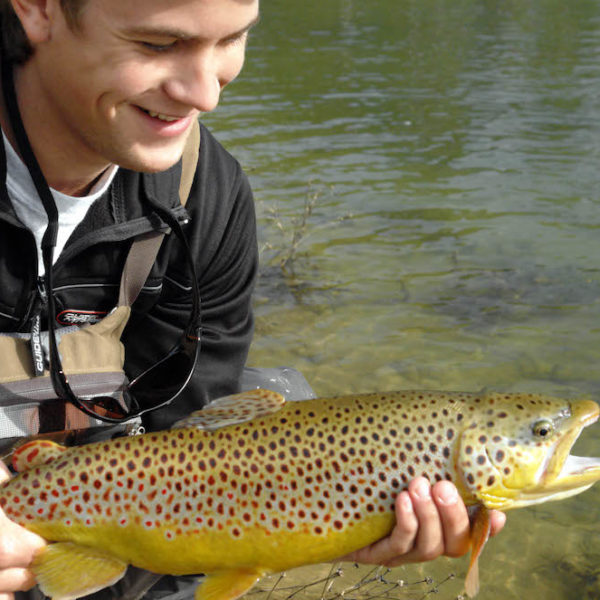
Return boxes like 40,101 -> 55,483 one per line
163,54 -> 222,113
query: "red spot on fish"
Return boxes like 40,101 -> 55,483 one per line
26,449 -> 39,463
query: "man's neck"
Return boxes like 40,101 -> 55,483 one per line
0,63 -> 113,197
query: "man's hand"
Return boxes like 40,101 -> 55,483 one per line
0,463 -> 46,599
340,477 -> 506,566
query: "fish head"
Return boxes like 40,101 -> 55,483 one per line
456,393 -> 600,510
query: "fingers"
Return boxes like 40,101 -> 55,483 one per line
0,567 -> 36,593
336,489 -> 417,565
391,478 -> 470,564
389,491 -> 419,556
0,465 -> 46,594
391,478 -> 445,564
0,511 -> 46,571
430,480 -> 471,557
489,509 -> 507,537
0,464 -> 10,483
336,477 -> 507,568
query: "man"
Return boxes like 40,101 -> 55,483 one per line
0,0 -> 505,598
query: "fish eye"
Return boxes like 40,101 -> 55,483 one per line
532,419 -> 554,438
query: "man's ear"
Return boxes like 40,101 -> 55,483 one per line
9,0 -> 54,45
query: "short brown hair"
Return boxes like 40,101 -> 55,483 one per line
0,0 -> 85,64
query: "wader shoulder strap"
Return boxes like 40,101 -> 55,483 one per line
118,119 -> 201,307
178,117 -> 201,207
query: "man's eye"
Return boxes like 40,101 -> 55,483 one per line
140,41 -> 177,52
221,32 -> 248,48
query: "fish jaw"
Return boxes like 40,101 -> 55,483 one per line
458,396 -> 600,510
520,400 -> 600,505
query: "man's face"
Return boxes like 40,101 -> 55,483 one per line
24,0 -> 259,173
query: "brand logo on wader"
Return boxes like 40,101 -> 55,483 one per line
30,315 -> 44,374
57,310 -> 107,326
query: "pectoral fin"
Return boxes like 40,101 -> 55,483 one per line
32,542 -> 128,600
194,570 -> 264,600
464,505 -> 491,598
174,389 -> 286,431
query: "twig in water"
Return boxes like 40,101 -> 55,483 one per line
266,573 -> 286,600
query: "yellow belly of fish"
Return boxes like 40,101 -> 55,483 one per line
28,512 -> 395,576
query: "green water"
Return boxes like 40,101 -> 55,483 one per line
203,0 -> 600,598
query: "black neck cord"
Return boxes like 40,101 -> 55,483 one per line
1,59 -> 58,256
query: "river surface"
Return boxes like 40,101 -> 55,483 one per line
203,1 -> 600,598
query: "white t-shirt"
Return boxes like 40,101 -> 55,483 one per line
3,132 -> 118,275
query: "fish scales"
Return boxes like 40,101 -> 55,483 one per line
2,392 -> 461,572
1,388 -> 599,600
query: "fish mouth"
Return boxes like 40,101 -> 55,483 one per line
529,399 -> 600,503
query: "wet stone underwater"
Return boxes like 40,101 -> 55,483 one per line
202,0 -> 600,598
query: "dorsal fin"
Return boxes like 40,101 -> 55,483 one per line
12,440 -> 68,473
174,389 -> 286,431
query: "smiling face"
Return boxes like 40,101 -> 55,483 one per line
12,0 -> 259,181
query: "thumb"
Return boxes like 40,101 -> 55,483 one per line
0,463 -> 11,484
0,462 -> 47,568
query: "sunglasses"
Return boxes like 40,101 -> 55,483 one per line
44,208 -> 201,424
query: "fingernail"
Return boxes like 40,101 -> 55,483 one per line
436,482 -> 458,506
412,478 -> 431,500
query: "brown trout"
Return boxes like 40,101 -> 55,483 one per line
1,389 -> 599,600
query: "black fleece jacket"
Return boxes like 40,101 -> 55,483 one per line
0,122 -> 258,431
